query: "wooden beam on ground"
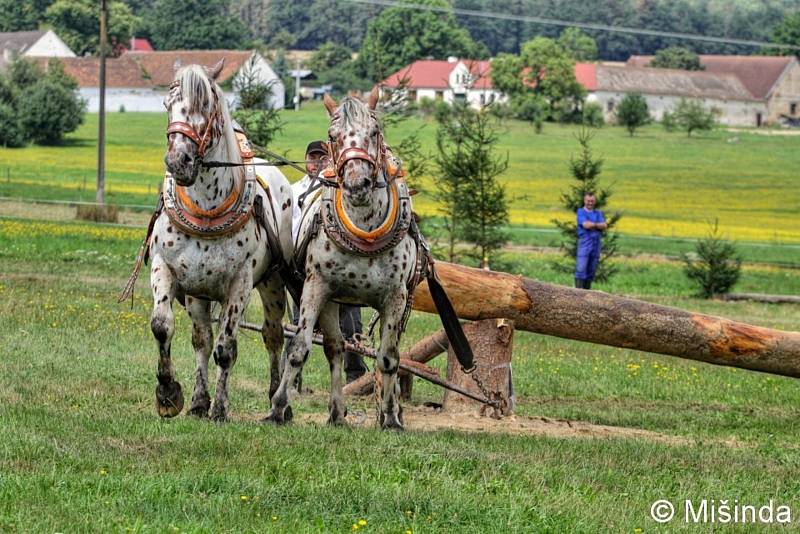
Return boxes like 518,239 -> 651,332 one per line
412,261 -> 800,378
719,293 -> 800,305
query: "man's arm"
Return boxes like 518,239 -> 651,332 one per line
577,209 -> 594,229
595,211 -> 608,231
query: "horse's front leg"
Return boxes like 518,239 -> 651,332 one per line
209,268 -> 252,422
256,272 -> 286,402
186,296 -> 212,417
377,290 -> 407,430
150,255 -> 183,418
264,275 -> 328,424
318,302 -> 346,425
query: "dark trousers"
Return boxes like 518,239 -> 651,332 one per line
288,304 -> 366,385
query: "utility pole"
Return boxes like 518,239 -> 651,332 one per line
96,0 -> 107,206
294,59 -> 301,111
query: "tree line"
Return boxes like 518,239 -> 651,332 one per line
2,0 -> 798,70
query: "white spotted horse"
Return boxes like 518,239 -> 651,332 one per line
119,60 -> 294,421
265,88 -> 477,430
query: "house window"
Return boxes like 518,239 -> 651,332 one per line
479,94 -> 485,106
408,90 -> 417,101
791,102 -> 798,115
435,90 -> 444,100
756,112 -> 763,127
607,100 -> 615,112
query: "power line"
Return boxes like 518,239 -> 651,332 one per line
346,0 -> 800,51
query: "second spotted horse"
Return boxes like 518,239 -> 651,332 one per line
266,88 -> 477,430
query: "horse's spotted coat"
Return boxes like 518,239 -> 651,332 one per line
267,90 -> 415,430
150,63 -> 293,421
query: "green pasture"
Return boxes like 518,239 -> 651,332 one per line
1,103 -> 799,244
2,217 -> 800,531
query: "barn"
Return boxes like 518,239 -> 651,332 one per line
37,49 -> 285,112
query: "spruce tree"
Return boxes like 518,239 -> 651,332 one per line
552,129 -> 621,282
434,103 -> 509,265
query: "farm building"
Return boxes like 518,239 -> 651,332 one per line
580,63 -> 767,127
626,55 -> 800,126
382,55 -> 798,127
0,29 -> 75,70
37,50 -> 285,112
380,57 -> 505,108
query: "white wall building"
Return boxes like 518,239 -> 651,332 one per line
584,64 -> 766,127
43,50 -> 286,112
0,30 -> 75,69
380,57 -> 505,109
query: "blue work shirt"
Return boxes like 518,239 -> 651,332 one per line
576,208 -> 605,247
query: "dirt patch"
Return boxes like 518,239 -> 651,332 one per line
293,404 -> 696,446
0,199 -> 151,226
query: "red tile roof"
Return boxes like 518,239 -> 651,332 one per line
381,59 -> 493,89
37,56 -> 152,88
597,65 -> 755,101
129,37 -> 153,52
126,50 -> 253,86
382,60 -> 456,89
383,59 -> 597,92
626,55 -> 796,99
574,63 -> 597,91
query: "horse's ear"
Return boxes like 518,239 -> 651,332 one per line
208,58 -> 225,80
367,86 -> 379,110
173,58 -> 182,74
323,93 -> 338,116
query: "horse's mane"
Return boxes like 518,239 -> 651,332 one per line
174,64 -> 241,165
337,96 -> 374,131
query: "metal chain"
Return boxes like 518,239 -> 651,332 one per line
463,366 -> 506,420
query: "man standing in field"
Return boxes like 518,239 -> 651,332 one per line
575,192 -> 607,289
291,141 -> 367,385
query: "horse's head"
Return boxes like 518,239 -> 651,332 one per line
164,59 -> 226,186
324,87 -> 383,207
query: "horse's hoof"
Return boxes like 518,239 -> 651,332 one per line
326,416 -> 347,426
155,381 -> 184,418
261,405 -> 292,425
188,393 -> 211,418
209,403 -> 228,422
379,411 -> 405,431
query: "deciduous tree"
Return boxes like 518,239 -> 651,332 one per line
146,0 -> 245,51
650,46 -> 704,70
357,0 -> 486,82
672,98 -> 716,137
45,0 -> 139,56
558,27 -> 598,61
616,93 -> 650,136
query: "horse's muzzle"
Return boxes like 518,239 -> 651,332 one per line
165,149 -> 200,186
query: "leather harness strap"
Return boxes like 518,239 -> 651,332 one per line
163,130 -> 256,238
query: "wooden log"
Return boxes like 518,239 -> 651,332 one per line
398,328 -> 449,400
444,318 -> 515,416
719,293 -> 800,305
344,328 -> 450,398
413,261 -> 800,378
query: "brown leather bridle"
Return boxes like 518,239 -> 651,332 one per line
325,112 -> 386,187
165,80 -> 222,160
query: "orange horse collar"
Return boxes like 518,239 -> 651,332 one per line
163,132 -> 259,238
333,180 -> 399,243
321,178 -> 412,256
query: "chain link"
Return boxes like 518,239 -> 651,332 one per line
463,366 -> 506,420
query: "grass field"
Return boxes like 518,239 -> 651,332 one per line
2,215 -> 800,531
2,103 -> 800,531
1,104 -> 799,244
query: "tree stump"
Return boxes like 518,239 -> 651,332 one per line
443,318 -> 515,415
